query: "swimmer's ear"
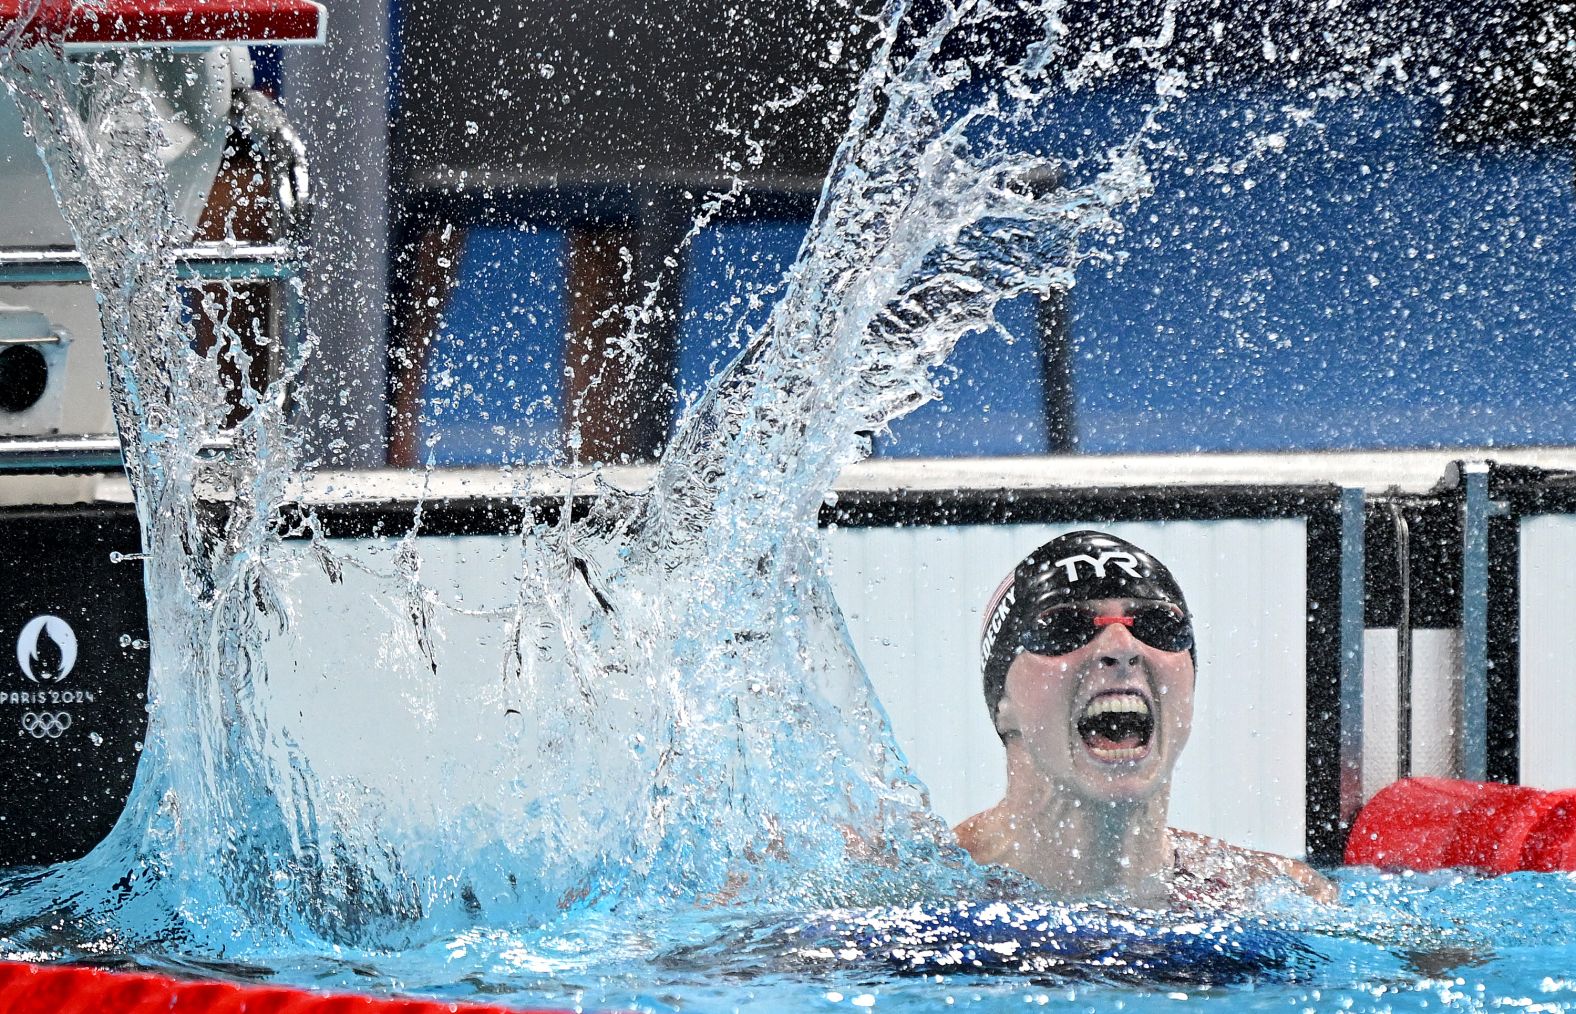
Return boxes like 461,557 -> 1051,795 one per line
993,696 -> 1021,741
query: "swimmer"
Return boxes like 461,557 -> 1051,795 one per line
955,530 -> 1336,907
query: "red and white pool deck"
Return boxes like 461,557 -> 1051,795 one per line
0,961 -> 583,1014
0,0 -> 325,48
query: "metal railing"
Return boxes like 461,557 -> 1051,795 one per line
0,244 -> 299,286
0,435 -> 123,473
0,435 -> 236,474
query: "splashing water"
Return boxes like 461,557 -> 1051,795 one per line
0,3 -> 339,950
1,0 -> 1573,1008
0,0 -> 1156,942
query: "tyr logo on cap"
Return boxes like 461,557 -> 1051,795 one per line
1052,550 -> 1142,582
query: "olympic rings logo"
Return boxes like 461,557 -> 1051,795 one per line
20,711 -> 71,739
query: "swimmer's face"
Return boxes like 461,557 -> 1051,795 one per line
996,598 -> 1194,804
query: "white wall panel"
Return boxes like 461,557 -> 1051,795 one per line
1520,515 -> 1576,790
1361,628 -> 1460,799
266,519 -> 1310,856
825,518 -> 1309,857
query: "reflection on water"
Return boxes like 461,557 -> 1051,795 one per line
1,0 -> 1575,1009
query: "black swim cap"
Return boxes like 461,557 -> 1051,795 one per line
979,530 -> 1192,735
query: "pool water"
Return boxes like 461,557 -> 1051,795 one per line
92,868 -> 1576,1012
3,1 -> 1576,1011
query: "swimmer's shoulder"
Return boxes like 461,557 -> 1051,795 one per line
953,808 -> 1014,866
1168,827 -> 1338,904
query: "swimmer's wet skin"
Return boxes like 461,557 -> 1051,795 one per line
955,531 -> 1337,906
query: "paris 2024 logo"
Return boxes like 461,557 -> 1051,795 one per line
9,615 -> 93,738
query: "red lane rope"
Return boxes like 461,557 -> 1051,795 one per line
0,961 -> 583,1014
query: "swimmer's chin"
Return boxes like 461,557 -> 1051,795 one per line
1065,734 -> 1175,802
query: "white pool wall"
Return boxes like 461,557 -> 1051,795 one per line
256,518 -> 1311,859
246,452 -> 1576,861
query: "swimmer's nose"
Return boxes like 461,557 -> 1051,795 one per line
1093,622 -> 1141,669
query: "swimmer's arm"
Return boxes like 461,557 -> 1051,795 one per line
1272,853 -> 1339,904
1171,828 -> 1338,904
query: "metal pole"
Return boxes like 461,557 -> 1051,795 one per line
283,0 -> 390,468
1460,461 -> 1494,782
1339,485 -> 1367,824
1390,500 -> 1413,780
0,436 -> 124,473
1039,289 -> 1075,454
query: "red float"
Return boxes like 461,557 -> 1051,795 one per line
1346,776 -> 1576,874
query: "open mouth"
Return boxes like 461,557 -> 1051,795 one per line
1075,690 -> 1155,763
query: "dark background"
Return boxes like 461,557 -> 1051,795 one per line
347,0 -> 1576,467
0,507 -> 147,866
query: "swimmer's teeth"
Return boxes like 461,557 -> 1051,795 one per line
1088,745 -> 1145,760
1078,692 -> 1153,761
1080,692 -> 1150,721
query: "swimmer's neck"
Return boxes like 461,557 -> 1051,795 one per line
992,742 -> 1174,901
